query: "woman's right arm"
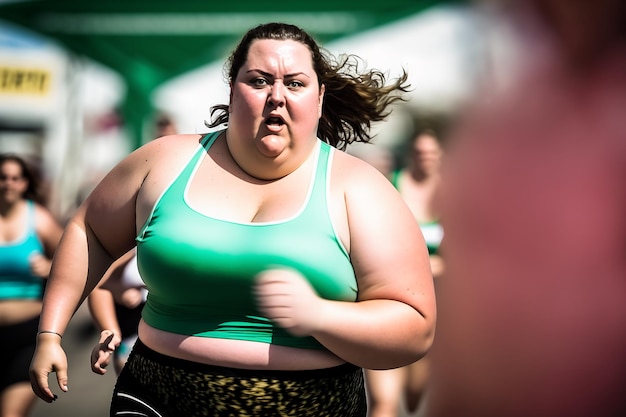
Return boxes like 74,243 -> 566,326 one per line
29,143 -> 154,402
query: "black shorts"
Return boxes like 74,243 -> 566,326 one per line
110,338 -> 367,417
0,315 -> 39,391
114,301 -> 144,339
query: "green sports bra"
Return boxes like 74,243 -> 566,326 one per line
136,131 -> 357,350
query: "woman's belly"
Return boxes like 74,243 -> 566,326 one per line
138,319 -> 345,370
0,299 -> 41,325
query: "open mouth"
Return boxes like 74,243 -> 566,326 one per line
265,116 -> 285,126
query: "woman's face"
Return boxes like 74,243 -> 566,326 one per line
227,39 -> 325,165
412,133 -> 443,175
0,160 -> 28,203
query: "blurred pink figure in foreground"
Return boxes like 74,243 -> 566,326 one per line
427,1 -> 626,416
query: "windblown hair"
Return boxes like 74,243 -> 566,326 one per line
206,22 -> 411,150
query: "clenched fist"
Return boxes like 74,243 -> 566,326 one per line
254,268 -> 325,337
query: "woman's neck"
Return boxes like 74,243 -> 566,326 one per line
407,166 -> 439,184
0,198 -> 25,218
225,131 -> 318,181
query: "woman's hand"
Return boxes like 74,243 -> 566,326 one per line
29,334 -> 69,403
254,268 -> 325,337
91,330 -> 121,375
29,253 -> 53,278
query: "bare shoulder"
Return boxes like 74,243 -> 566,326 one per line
331,149 -> 401,207
134,133 -> 205,162
107,133 -> 206,183
332,147 -> 422,247
32,203 -> 61,227
32,203 -> 63,247
330,148 -> 392,191
329,149 -> 415,248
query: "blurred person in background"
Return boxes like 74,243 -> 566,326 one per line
152,113 -> 178,138
88,248 -> 145,376
426,0 -> 626,416
365,121 -> 447,417
0,154 -> 62,417
29,22 -> 436,416
390,123 -> 446,279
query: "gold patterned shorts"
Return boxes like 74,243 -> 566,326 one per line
110,339 -> 366,417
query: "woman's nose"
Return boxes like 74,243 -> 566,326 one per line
268,83 -> 285,107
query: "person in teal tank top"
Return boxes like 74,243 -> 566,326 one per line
0,153 -> 62,417
0,200 -> 46,300
31,23 -> 436,417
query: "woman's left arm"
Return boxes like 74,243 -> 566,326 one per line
256,157 -> 436,370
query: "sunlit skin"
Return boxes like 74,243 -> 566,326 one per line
227,39 -> 325,180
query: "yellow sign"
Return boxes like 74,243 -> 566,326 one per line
0,67 -> 51,95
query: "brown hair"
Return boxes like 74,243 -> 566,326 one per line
206,22 -> 411,150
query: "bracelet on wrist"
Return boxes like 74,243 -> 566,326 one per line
37,330 -> 63,339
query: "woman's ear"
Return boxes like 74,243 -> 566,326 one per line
318,84 -> 326,118
227,83 -> 233,113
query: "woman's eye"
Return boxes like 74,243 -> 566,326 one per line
252,78 -> 269,86
287,80 -> 304,88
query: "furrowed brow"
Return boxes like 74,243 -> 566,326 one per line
247,69 -> 310,79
